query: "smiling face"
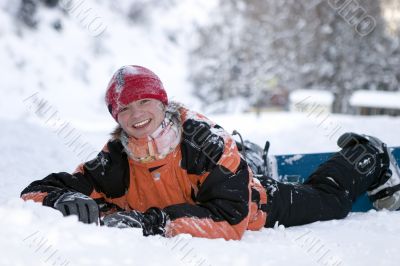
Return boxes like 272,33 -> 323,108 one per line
117,99 -> 165,139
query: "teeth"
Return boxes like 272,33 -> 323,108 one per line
133,119 -> 151,128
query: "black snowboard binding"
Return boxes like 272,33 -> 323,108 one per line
232,130 -> 271,178
338,132 -> 400,211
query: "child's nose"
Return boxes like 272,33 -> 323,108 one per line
130,106 -> 145,118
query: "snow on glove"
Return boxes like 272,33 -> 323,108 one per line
54,192 -> 100,225
181,119 -> 224,175
102,207 -> 168,236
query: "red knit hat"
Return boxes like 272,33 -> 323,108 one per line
105,65 -> 168,120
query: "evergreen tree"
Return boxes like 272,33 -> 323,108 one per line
189,0 -> 400,113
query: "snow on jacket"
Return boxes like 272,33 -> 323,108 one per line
21,103 -> 268,240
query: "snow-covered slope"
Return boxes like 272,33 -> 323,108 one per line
210,112 -> 400,155
1,1 -> 400,266
0,0 -> 218,127
1,113 -> 400,266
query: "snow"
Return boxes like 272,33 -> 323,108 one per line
118,65 -> 141,77
289,89 -> 335,106
2,113 -> 400,266
0,0 -> 207,127
210,112 -> 400,155
350,90 -> 400,109
1,1 -> 400,266
289,89 -> 334,113
284,155 -> 304,165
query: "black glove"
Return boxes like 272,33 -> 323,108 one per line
102,207 -> 168,236
54,192 -> 99,225
181,119 -> 224,175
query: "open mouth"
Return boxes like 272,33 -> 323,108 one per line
132,118 -> 152,129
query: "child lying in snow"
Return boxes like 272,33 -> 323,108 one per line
20,65 -> 400,240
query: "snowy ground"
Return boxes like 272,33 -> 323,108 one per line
1,112 -> 400,266
2,1 -> 400,265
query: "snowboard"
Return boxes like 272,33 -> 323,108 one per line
271,147 -> 400,212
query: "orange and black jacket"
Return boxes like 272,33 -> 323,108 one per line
21,105 -> 268,240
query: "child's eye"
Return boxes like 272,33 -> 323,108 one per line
139,99 -> 150,105
119,106 -> 128,113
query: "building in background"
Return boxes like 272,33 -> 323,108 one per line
381,0 -> 400,36
289,89 -> 334,114
350,90 -> 400,116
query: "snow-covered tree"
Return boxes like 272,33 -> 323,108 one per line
189,0 -> 400,113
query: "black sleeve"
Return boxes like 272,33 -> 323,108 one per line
166,118 -> 249,226
164,159 -> 250,225
20,171 -> 94,207
20,140 -> 130,207
180,119 -> 225,175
